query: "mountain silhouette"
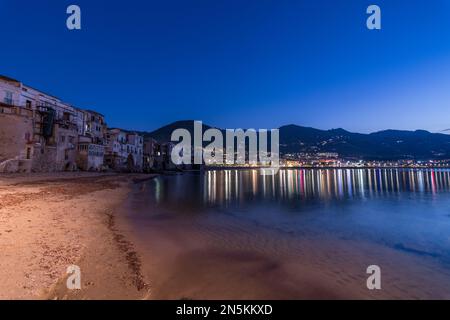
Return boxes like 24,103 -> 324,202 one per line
141,121 -> 450,160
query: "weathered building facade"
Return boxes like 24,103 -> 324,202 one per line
0,97 -> 34,173
76,138 -> 105,171
0,75 -> 79,172
153,142 -> 177,171
1,74 -> 149,174
75,109 -> 107,171
104,129 -> 144,172
143,137 -> 158,172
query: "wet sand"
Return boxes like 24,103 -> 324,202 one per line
119,217 -> 450,299
0,172 -> 154,300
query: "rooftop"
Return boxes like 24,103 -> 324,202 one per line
0,74 -> 20,84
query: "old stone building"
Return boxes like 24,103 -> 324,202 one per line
153,142 -> 177,171
143,137 -> 159,172
1,74 -> 148,173
142,139 -> 179,171
105,128 -> 144,172
78,109 -> 107,145
0,103 -> 34,173
0,76 -> 34,172
76,138 -> 105,171
0,75 -> 79,172
75,109 -> 107,171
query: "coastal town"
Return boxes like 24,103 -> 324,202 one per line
0,74 -> 175,174
2,74 -> 450,174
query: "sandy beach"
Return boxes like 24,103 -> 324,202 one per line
0,172 -> 155,300
2,170 -> 450,300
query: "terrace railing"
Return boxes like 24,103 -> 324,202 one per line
0,102 -> 33,118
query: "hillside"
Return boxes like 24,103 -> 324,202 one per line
142,121 -> 450,160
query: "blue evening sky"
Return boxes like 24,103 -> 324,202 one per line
1,0 -> 449,133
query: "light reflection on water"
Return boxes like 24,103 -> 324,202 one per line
203,169 -> 450,205
146,169 -> 450,266
129,168 -> 450,298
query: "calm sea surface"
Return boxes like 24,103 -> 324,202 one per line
123,169 -> 450,299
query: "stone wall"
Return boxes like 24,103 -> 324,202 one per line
31,145 -> 59,172
54,125 -> 78,171
0,112 -> 33,165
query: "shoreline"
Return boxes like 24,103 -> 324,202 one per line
0,172 -> 156,300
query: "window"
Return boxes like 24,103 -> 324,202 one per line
61,136 -> 66,143
4,91 -> 13,105
26,100 -> 32,109
63,112 -> 70,121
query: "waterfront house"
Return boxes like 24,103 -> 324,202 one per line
0,76 -> 34,173
75,109 -> 107,171
153,142 -> 177,171
104,128 -> 144,172
0,75 -> 80,172
143,137 -> 159,172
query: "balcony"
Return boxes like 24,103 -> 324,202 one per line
55,118 -> 78,131
0,101 -> 33,118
